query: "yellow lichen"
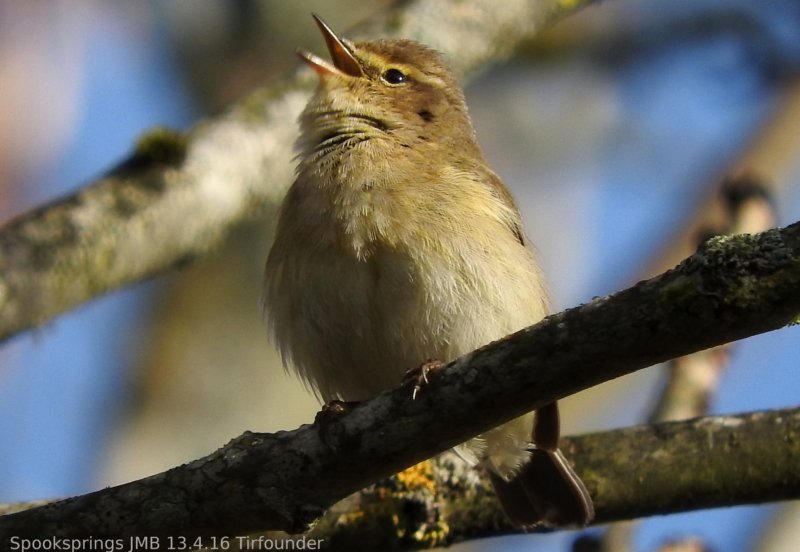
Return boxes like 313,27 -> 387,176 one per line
395,460 -> 437,495
413,520 -> 450,547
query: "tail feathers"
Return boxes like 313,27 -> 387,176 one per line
490,447 -> 594,529
489,471 -> 543,528
489,402 -> 593,528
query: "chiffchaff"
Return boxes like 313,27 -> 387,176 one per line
263,15 -> 593,528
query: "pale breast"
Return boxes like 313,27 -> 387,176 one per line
266,158 -> 548,398
265,206 -> 546,402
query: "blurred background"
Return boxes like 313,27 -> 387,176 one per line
1,1 -> 800,551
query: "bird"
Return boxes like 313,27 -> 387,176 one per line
263,14 -> 594,528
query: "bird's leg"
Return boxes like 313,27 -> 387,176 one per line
313,400 -> 362,451
402,359 -> 445,400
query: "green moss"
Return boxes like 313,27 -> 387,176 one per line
659,275 -> 698,307
132,127 -> 188,167
692,230 -> 800,311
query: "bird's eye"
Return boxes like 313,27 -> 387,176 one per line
381,68 -> 408,85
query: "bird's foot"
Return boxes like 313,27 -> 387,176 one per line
314,400 -> 360,425
403,359 -> 444,400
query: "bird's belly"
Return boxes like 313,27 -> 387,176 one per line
294,245 -> 542,478
286,243 -> 545,404
290,249 -> 442,402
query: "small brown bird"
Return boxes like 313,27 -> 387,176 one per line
263,15 -> 593,528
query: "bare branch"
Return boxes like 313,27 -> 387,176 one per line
304,407 -> 800,549
600,81 -> 796,552
644,80 -> 800,279
1,221 -> 800,543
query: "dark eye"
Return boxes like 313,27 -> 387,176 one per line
381,68 -> 408,85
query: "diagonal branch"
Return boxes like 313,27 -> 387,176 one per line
0,0 -> 601,343
302,407 -> 800,549
1,222 -> 800,543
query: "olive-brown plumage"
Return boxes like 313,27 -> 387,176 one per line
264,15 -> 593,528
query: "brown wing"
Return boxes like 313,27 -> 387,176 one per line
477,164 -> 527,246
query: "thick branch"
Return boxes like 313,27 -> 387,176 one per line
0,0 -> 600,343
303,408 -> 800,549
2,222 -> 800,543
569,408 -> 800,525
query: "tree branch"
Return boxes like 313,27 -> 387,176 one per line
0,0 -> 601,343
303,407 -> 800,550
2,222 -> 800,544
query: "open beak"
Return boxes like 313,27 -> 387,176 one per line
297,14 -> 363,78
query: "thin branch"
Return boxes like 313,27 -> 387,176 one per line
649,173 -> 777,424
603,173 -> 778,550
2,222 -> 800,544
0,0 -> 601,343
644,79 -> 800,279
598,82 -> 796,552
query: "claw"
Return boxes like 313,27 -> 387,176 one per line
403,359 -> 444,400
